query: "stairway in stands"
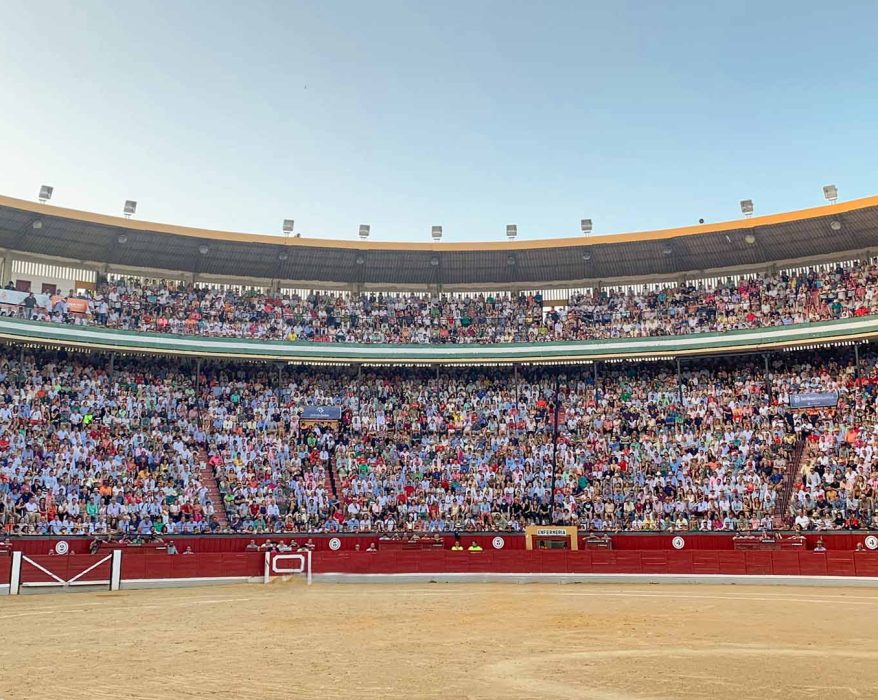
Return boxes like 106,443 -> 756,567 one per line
773,439 -> 807,528
197,447 -> 230,529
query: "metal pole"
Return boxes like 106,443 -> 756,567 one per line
593,361 -> 600,402
764,354 -> 772,401
551,373 -> 560,525
676,358 -> 683,405
109,353 -> 115,377
195,358 -> 202,402
855,344 -> 861,379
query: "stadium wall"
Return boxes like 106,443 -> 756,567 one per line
1,315 -> 877,363
5,532 -> 877,554
5,549 -> 878,594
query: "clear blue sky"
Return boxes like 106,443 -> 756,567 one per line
0,0 -> 875,242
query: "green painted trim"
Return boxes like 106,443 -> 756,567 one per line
0,315 -> 875,364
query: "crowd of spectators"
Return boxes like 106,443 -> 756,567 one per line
3,346 -> 875,537
8,260 -> 878,344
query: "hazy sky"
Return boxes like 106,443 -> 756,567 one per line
0,0 -> 875,242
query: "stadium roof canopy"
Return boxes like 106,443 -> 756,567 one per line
1,193 -> 877,290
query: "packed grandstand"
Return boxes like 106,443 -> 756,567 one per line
0,194 -> 877,538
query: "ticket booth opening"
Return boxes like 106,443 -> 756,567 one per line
524,526 -> 579,551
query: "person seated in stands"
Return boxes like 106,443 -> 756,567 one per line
467,541 -> 483,552
855,543 -> 865,552
245,539 -> 259,551
366,542 -> 377,552
276,540 -> 291,552
304,538 -> 316,551
259,539 -> 275,552
182,546 -> 194,555
813,538 -> 826,552
289,539 -> 299,550
451,541 -> 464,551
48,547 -> 56,556
166,541 -> 178,555
88,538 -> 102,555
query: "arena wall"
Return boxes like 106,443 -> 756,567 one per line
5,549 -> 878,593
5,534 -> 878,594
6,532 -> 876,555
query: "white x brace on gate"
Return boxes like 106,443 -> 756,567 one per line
8,550 -> 122,595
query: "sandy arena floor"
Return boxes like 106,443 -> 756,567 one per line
2,582 -> 878,699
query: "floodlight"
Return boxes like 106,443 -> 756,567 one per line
823,185 -> 838,204
431,226 -> 442,241
198,244 -> 209,255
430,256 -> 440,267
506,224 -> 517,240
830,220 -> 842,231
38,185 -> 53,203
358,225 -> 370,240
580,219 -> 593,235
117,233 -> 128,244
744,234 -> 756,245
283,219 -> 295,237
123,200 -> 137,218
740,200 -> 754,217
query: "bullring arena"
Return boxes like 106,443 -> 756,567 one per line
3,581 -> 878,700
4,190 -> 878,700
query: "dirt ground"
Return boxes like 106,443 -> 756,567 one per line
2,582 -> 878,699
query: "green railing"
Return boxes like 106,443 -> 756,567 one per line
0,315 -> 874,364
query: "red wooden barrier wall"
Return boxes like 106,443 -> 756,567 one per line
5,532 -> 878,556
4,550 -> 878,588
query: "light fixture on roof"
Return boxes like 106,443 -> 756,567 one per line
823,184 -> 838,204
117,233 -> 128,244
744,233 -> 756,245
123,200 -> 137,218
581,252 -> 592,262
278,252 -> 288,261
32,220 -> 42,230
430,256 -> 439,267
581,219 -> 593,236
283,219 -> 295,237
506,255 -> 516,266
506,224 -> 517,240
431,225 -> 442,242
355,256 -> 365,265
38,185 -> 53,203
662,245 -> 673,256
740,199 -> 754,217
358,224 -> 370,240
198,244 -> 209,255
830,220 -> 842,231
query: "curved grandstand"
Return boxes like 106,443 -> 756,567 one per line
1,194 -> 877,544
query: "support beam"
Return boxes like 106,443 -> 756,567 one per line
676,358 -> 683,405
550,373 -> 561,525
